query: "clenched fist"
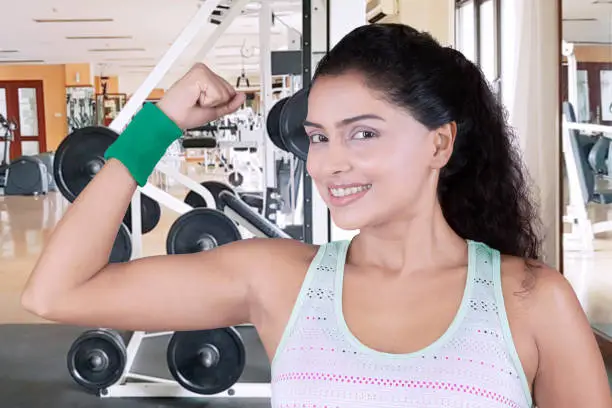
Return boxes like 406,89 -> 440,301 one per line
157,63 -> 246,129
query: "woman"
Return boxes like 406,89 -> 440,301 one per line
22,24 -> 610,407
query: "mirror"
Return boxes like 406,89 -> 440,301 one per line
561,0 -> 612,341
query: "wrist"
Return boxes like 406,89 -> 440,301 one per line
156,100 -> 184,130
104,103 -> 183,186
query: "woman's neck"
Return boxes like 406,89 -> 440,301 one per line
348,203 -> 468,275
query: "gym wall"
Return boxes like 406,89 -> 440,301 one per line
397,0 -> 455,45
0,64 -> 67,151
94,76 -> 119,94
65,63 -> 93,87
573,45 -> 612,63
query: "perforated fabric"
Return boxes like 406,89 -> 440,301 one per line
270,240 -> 533,408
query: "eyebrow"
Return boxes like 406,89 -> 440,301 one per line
303,114 -> 385,129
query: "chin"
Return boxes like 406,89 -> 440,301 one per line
329,210 -> 369,232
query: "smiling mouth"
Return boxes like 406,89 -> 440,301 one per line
329,184 -> 372,198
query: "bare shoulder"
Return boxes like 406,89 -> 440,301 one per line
228,237 -> 319,272
499,254 -> 578,313
500,256 -> 611,406
498,255 -> 583,386
222,237 -> 320,293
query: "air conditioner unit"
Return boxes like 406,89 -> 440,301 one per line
366,0 -> 399,23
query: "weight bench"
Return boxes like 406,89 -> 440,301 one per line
219,190 -> 290,239
562,101 -> 612,251
181,137 -> 217,149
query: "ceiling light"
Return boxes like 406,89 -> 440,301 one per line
89,48 -> 146,52
0,50 -> 18,53
0,60 -> 45,64
34,18 -> 114,23
67,36 -> 133,40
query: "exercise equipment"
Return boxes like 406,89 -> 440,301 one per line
562,100 -> 612,251
184,180 -> 235,210
54,126 -> 161,234
166,328 -> 246,395
182,137 -> 217,149
228,170 -> 244,187
35,152 -> 57,192
588,136 -> 611,176
266,97 -> 289,151
67,329 -> 128,392
166,208 -> 241,255
63,0 -> 338,400
278,88 -> 309,161
110,223 -> 132,263
123,194 -> 161,235
54,126 -> 118,202
219,190 -> 289,239
0,113 -> 14,187
4,156 -> 49,196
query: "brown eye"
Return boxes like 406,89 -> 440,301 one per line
309,133 -> 328,143
353,130 -> 377,140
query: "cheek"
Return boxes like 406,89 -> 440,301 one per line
361,137 -> 429,182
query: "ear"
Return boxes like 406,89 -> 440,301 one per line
430,122 -> 457,170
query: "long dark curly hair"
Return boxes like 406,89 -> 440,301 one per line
312,23 -> 542,260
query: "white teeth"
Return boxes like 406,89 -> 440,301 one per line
330,184 -> 372,198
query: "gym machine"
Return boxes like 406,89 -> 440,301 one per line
561,40 -> 612,252
56,0 -> 361,401
0,113 -> 15,188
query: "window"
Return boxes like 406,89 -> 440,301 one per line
455,0 -> 502,95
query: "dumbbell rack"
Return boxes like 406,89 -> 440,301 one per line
100,330 -> 271,399
66,0 -> 275,400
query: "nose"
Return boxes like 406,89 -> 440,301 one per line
321,138 -> 351,175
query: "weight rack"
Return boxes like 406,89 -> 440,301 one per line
65,0 -> 316,399
66,0 -> 362,400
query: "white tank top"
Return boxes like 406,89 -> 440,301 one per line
270,239 -> 533,408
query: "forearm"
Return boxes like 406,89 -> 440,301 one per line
23,103 -> 183,312
23,159 -> 137,307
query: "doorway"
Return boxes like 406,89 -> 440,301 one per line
0,80 -> 47,161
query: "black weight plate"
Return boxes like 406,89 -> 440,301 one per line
110,223 -> 132,263
279,88 -> 309,161
123,194 -> 162,235
166,208 -> 241,255
67,329 -> 127,391
228,171 -> 244,187
266,97 -> 290,151
184,180 -> 235,210
54,126 -> 119,202
166,327 -> 246,395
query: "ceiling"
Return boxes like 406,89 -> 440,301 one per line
562,0 -> 612,44
0,0 -> 302,92
0,0 -> 609,93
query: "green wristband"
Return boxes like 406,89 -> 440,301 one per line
104,103 -> 183,186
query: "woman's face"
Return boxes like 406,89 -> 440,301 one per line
305,72 -> 439,232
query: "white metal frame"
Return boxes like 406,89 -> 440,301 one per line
86,0 -> 367,400
561,40 -> 612,252
102,330 -> 271,399
91,0 -> 271,399
109,0 -> 251,258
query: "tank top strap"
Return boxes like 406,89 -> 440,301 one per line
270,241 -> 342,367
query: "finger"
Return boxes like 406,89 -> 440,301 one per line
214,92 -> 246,117
217,74 -> 236,96
196,79 -> 224,108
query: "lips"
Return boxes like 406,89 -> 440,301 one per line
329,184 -> 372,198
326,183 -> 372,207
